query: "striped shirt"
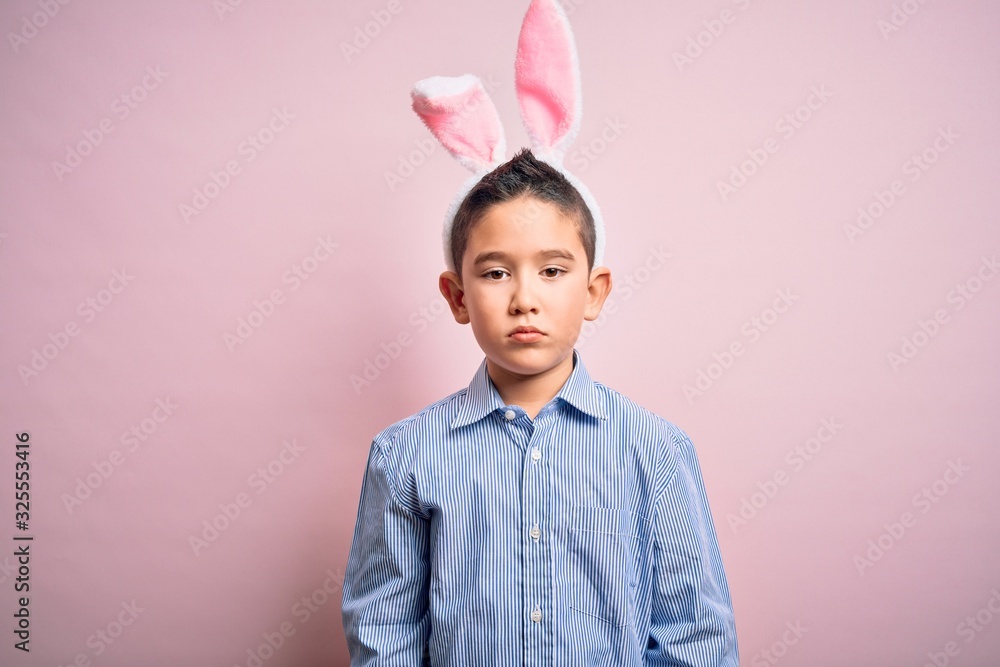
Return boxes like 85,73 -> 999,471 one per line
341,349 -> 738,666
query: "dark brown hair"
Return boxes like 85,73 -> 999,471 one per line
450,147 -> 595,278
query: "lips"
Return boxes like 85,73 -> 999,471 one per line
510,326 -> 544,343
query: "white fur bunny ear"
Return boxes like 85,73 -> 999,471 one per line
411,74 -> 507,173
515,0 -> 582,167
514,0 -> 606,268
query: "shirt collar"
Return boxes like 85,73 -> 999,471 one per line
450,348 -> 608,429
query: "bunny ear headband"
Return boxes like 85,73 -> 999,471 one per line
410,0 -> 606,274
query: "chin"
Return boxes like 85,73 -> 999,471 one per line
492,347 -> 561,371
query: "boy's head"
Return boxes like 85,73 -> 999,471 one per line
449,148 -> 596,280
438,148 -> 612,382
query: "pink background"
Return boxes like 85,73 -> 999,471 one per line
1,0 -> 999,664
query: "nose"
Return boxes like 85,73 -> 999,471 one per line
509,276 -> 539,315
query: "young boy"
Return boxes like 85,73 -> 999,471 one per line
341,149 -> 739,665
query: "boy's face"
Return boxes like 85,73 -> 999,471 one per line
439,196 -> 611,383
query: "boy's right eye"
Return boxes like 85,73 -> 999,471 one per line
484,269 -> 508,280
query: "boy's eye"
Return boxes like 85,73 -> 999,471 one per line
485,270 -> 508,280
543,267 -> 565,278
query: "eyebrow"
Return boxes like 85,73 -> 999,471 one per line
472,249 -> 577,265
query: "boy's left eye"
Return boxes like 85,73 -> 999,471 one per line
543,267 -> 565,278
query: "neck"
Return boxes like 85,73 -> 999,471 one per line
486,353 -> 575,416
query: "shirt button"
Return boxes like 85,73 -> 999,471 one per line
530,524 -> 541,541
530,447 -> 541,462
531,607 -> 542,623
504,409 -> 516,421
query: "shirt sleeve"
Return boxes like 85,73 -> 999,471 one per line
645,423 -> 739,666
341,435 -> 431,666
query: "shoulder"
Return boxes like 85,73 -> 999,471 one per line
371,387 -> 467,457
593,381 -> 690,441
592,381 -> 695,466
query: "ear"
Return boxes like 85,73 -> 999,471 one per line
583,266 -> 612,322
514,0 -> 582,167
411,74 -> 507,173
438,270 -> 470,324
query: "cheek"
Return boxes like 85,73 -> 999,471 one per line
466,287 -> 500,322
555,279 -> 589,307
564,300 -> 587,324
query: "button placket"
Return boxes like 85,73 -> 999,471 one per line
521,413 -> 550,651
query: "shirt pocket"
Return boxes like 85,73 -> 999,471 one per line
565,505 -> 637,628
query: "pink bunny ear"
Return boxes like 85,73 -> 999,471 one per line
515,0 -> 582,166
411,74 -> 507,173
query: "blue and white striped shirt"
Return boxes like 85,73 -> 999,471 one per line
342,349 -> 738,666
